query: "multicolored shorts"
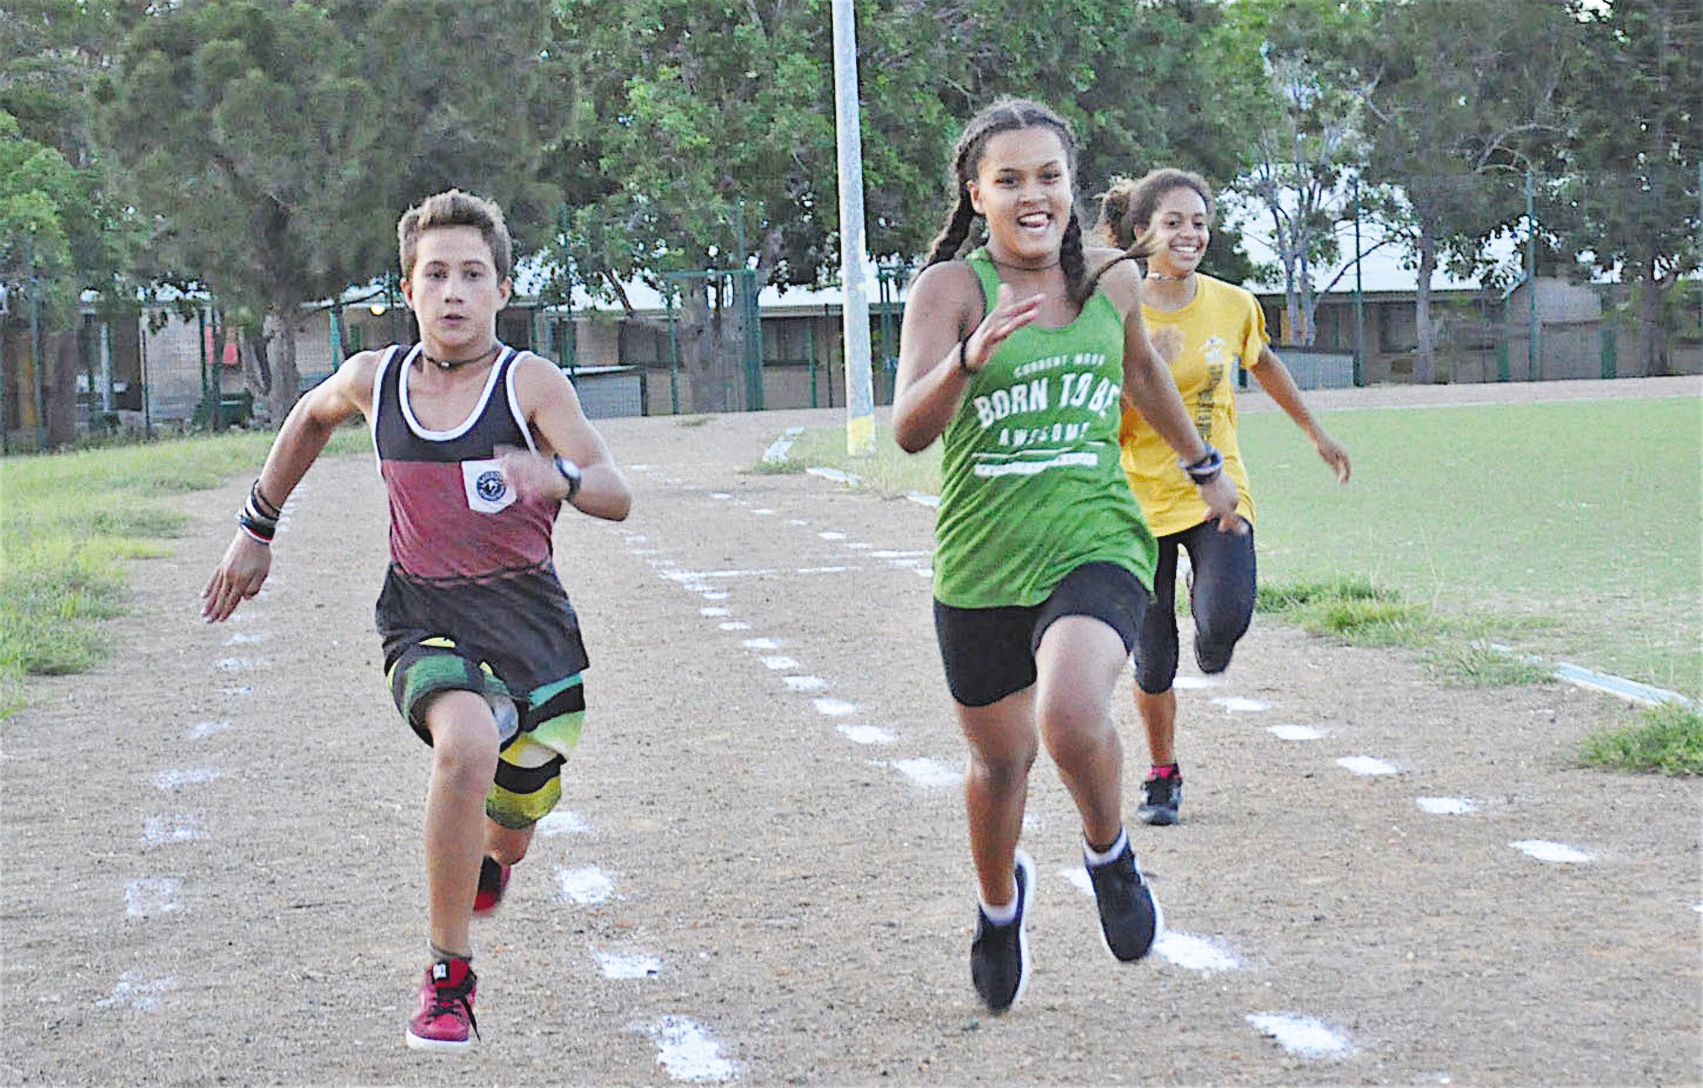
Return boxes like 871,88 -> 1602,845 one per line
386,637 -> 586,830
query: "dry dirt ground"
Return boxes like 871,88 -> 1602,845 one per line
2,378 -> 1699,1087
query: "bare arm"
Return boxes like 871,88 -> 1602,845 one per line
498,355 -> 632,521
1251,346 -> 1351,483
1095,258 -> 1242,531
200,352 -> 377,621
891,262 -> 1044,453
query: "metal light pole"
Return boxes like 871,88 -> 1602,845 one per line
830,0 -> 874,456
1526,170 -> 1539,381
1351,175 -> 1365,387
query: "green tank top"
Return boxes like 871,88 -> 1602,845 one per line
933,249 -> 1158,608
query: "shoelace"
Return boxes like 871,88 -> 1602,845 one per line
427,979 -> 480,1039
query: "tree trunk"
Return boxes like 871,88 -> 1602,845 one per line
239,325 -> 274,424
266,304 -> 301,423
43,328 -> 81,448
1297,248 -> 1315,346
1638,258 -> 1671,378
1412,231 -> 1438,385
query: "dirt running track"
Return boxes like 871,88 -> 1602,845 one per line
3,378 -> 1699,1086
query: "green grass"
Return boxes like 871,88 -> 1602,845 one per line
1581,702 -> 1703,775
775,397 -> 1702,700
0,425 -> 372,718
786,425 -> 941,494
1240,397 -> 1702,699
746,457 -> 806,475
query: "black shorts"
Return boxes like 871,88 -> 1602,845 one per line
933,561 -> 1150,708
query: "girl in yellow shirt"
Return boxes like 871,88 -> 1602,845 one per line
1096,168 -> 1351,826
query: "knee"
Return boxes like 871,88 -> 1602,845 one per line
1193,611 -> 1252,674
969,743 -> 1037,788
1037,694 -> 1116,759
428,701 -> 500,792
488,825 -> 534,866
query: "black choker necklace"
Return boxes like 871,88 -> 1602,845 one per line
988,255 -> 1060,272
422,343 -> 499,371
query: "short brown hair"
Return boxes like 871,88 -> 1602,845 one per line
1095,169 -> 1216,250
397,189 -> 513,282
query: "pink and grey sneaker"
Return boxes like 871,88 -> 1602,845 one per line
473,856 -> 510,917
404,957 -> 479,1052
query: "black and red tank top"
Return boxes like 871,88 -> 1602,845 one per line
370,343 -> 588,691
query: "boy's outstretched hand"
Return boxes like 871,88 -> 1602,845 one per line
202,534 -> 271,622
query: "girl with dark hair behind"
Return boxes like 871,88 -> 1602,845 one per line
1097,168 -> 1352,828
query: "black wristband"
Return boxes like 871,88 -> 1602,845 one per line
249,480 -> 282,520
956,336 -> 977,377
553,455 -> 583,501
237,510 -> 275,543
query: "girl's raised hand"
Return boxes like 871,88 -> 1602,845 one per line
962,283 -> 1045,373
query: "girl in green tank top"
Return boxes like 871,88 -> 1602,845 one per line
891,98 -> 1241,1015
934,246 -> 1155,608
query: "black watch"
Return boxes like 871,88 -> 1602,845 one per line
552,455 -> 583,501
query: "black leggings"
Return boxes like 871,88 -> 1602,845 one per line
1134,519 -> 1257,694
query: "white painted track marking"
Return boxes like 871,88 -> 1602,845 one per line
1211,696 -> 1269,713
124,878 -> 182,918
1337,756 -> 1400,776
1416,797 -> 1479,815
154,768 -> 222,791
1511,840 -> 1593,863
141,815 -> 207,845
556,866 -> 616,904
596,951 -> 662,979
96,971 -> 179,1011
537,810 -> 592,836
185,720 -> 232,740
1267,724 -> 1325,741
1155,932 -> 1241,974
640,1015 -> 739,1082
885,758 -> 963,790
836,724 -> 897,745
1247,1012 -> 1352,1058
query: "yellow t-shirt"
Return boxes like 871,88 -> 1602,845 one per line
1118,274 -> 1266,537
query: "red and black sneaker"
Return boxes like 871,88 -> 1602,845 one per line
472,856 -> 510,917
404,957 -> 479,1052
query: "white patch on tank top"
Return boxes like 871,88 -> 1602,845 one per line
462,458 -> 517,513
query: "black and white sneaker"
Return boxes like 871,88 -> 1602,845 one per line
1085,838 -> 1163,962
969,850 -> 1034,1013
1137,768 -> 1182,826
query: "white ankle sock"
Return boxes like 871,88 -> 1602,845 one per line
1083,827 -> 1129,867
979,894 -> 1019,925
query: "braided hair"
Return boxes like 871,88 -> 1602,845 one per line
920,98 -> 1095,306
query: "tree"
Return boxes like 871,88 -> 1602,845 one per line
951,0 -> 1267,282
94,1 -> 385,420
1551,0 -> 1700,377
548,0 -> 895,411
1,0 -> 143,446
1362,0 -> 1575,383
1221,0 -> 1378,345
